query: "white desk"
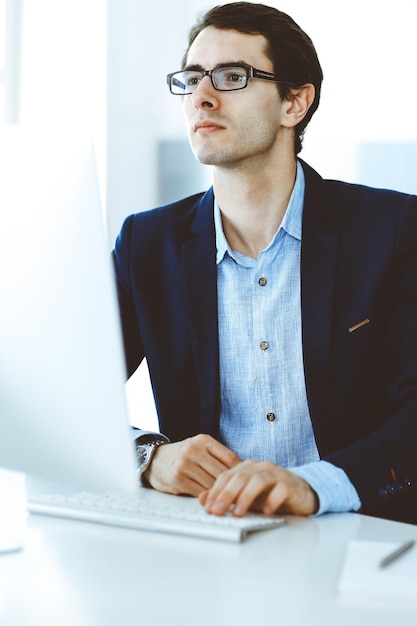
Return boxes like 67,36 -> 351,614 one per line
1,491 -> 416,626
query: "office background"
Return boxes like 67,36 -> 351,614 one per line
1,0 -> 416,430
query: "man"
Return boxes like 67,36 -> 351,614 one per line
113,2 -> 417,523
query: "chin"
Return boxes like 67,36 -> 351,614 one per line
192,151 -> 217,166
193,148 -> 231,166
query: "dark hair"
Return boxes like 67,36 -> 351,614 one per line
182,2 -> 323,154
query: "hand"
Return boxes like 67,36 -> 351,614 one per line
199,460 -> 319,517
144,433 -> 241,497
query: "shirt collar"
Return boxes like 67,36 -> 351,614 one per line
214,160 -> 305,265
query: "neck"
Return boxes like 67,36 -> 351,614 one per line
213,156 -> 297,259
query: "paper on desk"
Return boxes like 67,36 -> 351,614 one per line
338,540 -> 417,600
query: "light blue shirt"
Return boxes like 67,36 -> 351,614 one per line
214,161 -> 361,515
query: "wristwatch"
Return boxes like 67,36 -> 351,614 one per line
136,439 -> 167,485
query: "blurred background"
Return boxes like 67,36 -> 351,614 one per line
2,0 -> 416,429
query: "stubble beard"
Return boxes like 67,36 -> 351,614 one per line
191,137 -> 277,171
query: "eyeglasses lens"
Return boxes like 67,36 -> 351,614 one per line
170,67 -> 248,94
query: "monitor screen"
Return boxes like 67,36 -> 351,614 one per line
0,127 -> 137,495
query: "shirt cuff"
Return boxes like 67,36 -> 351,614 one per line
291,460 -> 362,515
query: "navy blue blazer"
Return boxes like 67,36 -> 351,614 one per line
113,160 -> 417,524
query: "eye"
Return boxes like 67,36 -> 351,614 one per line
224,70 -> 246,84
185,73 -> 201,87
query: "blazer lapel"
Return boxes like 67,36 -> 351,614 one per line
300,161 -> 341,454
181,189 -> 221,437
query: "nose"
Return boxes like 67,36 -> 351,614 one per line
190,75 -> 219,109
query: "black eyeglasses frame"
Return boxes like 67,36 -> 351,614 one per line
166,65 -> 296,95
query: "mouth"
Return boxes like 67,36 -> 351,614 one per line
193,120 -> 225,134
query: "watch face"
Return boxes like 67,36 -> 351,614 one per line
136,445 -> 151,469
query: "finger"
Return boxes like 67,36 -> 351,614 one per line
260,475 -> 319,516
148,435 -> 241,497
177,435 -> 241,481
231,473 -> 279,517
196,454 -> 238,482
179,461 -> 222,492
204,465 -> 255,515
207,462 -> 283,517
160,456 -> 219,494
175,475 -> 212,498
232,466 -> 311,516
257,481 -> 289,515
177,434 -> 241,482
146,444 -> 217,494
145,463 -> 205,496
201,435 -> 241,469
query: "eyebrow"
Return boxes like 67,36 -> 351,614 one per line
183,61 -> 251,72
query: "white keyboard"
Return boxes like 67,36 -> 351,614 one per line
28,489 -> 286,543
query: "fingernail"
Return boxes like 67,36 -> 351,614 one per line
211,502 -> 225,514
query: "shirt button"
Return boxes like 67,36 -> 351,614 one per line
260,341 -> 269,351
258,277 -> 267,287
266,412 -> 276,422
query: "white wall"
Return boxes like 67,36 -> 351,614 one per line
18,0 -> 107,203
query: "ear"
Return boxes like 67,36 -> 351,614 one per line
281,84 -> 315,128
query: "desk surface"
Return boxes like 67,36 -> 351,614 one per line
1,488 -> 416,626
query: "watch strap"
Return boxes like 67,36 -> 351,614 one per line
133,431 -> 170,445
136,439 -> 167,486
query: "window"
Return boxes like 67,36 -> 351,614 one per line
0,0 -> 6,123
0,0 -> 23,125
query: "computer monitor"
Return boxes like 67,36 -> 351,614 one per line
0,127 -> 138,495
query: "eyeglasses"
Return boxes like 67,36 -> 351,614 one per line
167,65 -> 295,95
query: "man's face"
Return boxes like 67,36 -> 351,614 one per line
183,26 -> 288,168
